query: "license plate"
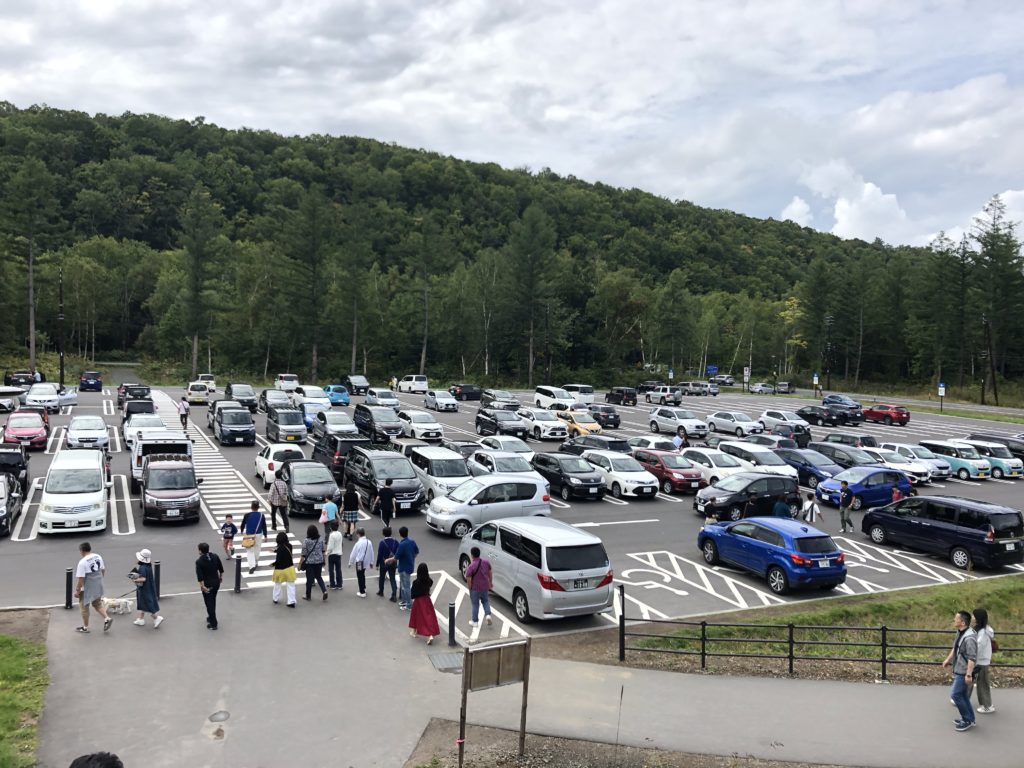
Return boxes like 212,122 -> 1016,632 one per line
697,503 -> 705,512
1006,543 -> 1016,551
65,520 -> 78,528
691,482 -> 700,488
21,440 -> 29,446
286,435 -> 296,441
642,487 -> 654,494
817,559 -> 829,568
166,510 -> 180,517
400,502 -> 410,509
589,487 -> 597,494
314,503 -> 325,510
573,578 -> 589,589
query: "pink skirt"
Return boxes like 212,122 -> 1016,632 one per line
408,595 -> 440,637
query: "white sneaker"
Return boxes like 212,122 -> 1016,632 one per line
485,615 -> 493,626
133,619 -> 145,626
978,706 -> 996,714
468,620 -> 478,627
154,616 -> 164,629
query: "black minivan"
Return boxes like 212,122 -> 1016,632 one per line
862,496 -> 1024,570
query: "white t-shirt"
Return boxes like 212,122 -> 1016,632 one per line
801,500 -> 821,522
177,400 -> 190,414
76,553 -> 105,578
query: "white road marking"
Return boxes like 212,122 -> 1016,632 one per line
11,478 -> 43,541
548,498 -> 571,509
429,569 -> 526,642
655,492 -> 686,503
574,519 -> 660,528
625,551 -> 786,609
102,399 -> 114,416
45,427 -> 64,454
110,474 -> 136,536
601,495 -> 630,505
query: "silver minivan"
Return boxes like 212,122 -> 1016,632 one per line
409,445 -> 472,501
457,517 -> 614,622
424,474 -> 550,538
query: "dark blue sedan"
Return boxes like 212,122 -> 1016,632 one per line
697,517 -> 846,595
78,370 -> 103,392
775,448 -> 844,489
816,467 -> 913,511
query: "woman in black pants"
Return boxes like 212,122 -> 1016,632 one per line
299,525 -> 328,602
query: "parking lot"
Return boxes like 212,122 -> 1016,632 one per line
2,380 -> 1022,638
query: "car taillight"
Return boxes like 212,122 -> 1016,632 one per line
597,569 -> 614,587
789,553 -> 813,567
542,494 -> 550,502
836,553 -> 845,564
985,527 -> 994,542
333,451 -> 342,465
537,573 -> 565,592
268,462 -> 274,472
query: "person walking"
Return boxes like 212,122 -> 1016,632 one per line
341,482 -> 359,540
177,396 -> 190,429
131,549 -> 163,628
801,493 -> 822,524
671,433 -> 683,451
464,546 -> 493,628
349,527 -> 375,598
271,531 -> 297,607
320,494 -> 338,541
220,514 -> 238,558
395,526 -> 419,610
376,526 -> 399,601
772,498 -> 792,518
838,480 -> 854,533
74,542 -> 112,634
240,501 -> 268,574
299,525 -> 328,602
195,542 -> 224,630
408,562 -> 440,644
971,608 -> 996,713
326,521 -> 344,590
268,471 -> 290,533
373,478 -> 397,527
941,610 -> 978,731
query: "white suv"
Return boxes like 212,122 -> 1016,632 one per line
534,386 -> 576,410
398,375 -> 429,393
644,386 -> 682,405
517,408 -> 569,440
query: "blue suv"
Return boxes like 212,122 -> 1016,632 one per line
698,518 -> 846,594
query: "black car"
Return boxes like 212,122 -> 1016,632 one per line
821,394 -> 864,423
559,435 -> 632,456
605,387 -> 638,406
213,407 -> 256,446
224,383 -> 258,412
259,388 -> 291,413
78,370 -> 103,392
823,431 -> 878,448
475,407 -> 528,438
3,371 -> 35,388
280,459 -> 341,517
770,423 -> 812,448
693,472 -> 800,521
441,438 -> 479,459
796,405 -> 843,427
587,404 -> 621,428
342,447 -> 425,513
966,433 -> 1024,461
532,452 -> 606,501
343,374 -> 371,396
0,444 -> 29,494
636,380 -> 664,394
311,433 -> 373,481
807,441 -> 879,469
448,383 -> 483,401
352,403 -> 404,443
0,472 -> 24,537
121,399 -> 156,424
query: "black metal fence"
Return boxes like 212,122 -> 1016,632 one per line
616,585 -> 1023,680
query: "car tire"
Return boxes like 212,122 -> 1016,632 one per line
709,476 -> 719,485
612,483 -> 622,498
452,520 -> 472,539
460,394 -> 467,401
534,428 -> 542,440
475,423 -> 484,435
702,540 -> 720,565
758,421 -> 765,430
661,480 -> 673,494
459,555 -> 471,579
560,485 -> 572,501
766,566 -> 790,595
513,589 -> 533,623
851,495 -> 863,511
650,421 -> 659,433
130,477 -> 140,494
735,427 -> 744,437
728,506 -> 743,521
869,524 -> 886,544
659,397 -> 666,405
950,546 -> 972,570
957,468 -> 970,480
992,467 -> 1004,479
883,416 -> 892,426
807,476 -> 819,489
708,422 -> 717,432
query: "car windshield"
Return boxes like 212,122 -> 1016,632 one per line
375,390 -> 396,399
127,387 -> 150,397
222,411 -> 252,425
0,452 -> 25,468
661,455 -> 694,469
349,376 -> 369,386
189,385 -> 207,393
71,417 -> 106,431
45,468 -> 101,493
278,412 -> 304,425
714,475 -> 752,492
795,536 -> 839,554
29,384 -> 57,395
710,453 -> 741,468
303,403 -> 328,416
279,375 -> 298,382
147,468 -> 196,491
373,410 -> 401,425
431,459 -> 468,478
733,413 -> 752,422
267,391 -> 289,401
986,445 -> 1013,459
435,392 -> 454,401
990,513 -> 1024,535
497,437 -> 529,452
324,413 -> 353,425
548,388 -> 571,399
609,457 -> 644,472
751,451 -> 786,466
272,450 -> 304,462
671,410 -> 698,420
532,411 -> 558,421
372,458 -> 416,480
571,412 -> 598,424
494,456 -> 532,473
8,415 -> 43,429
491,390 -> 513,400
493,411 -> 518,422
802,450 -> 833,467
410,413 -> 435,424
232,385 -> 254,397
547,543 -> 608,571
128,416 -> 163,428
447,479 -> 483,502
956,445 -> 981,459
82,371 -> 101,378
559,457 -> 593,473
873,450 -> 903,462
291,466 -> 334,484
834,467 -> 876,483
909,446 -> 937,459
301,386 -> 327,399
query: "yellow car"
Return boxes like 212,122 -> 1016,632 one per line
556,409 -> 604,437
186,381 -> 211,405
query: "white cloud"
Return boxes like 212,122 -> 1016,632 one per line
781,196 -> 813,227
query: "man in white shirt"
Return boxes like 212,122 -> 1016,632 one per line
801,493 -> 822,523
74,542 -> 112,633
326,521 -> 344,590
176,396 -> 190,429
348,528 -> 374,598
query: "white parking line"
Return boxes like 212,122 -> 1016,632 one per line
109,425 -> 122,453
45,427 -> 64,454
601,582 -> 671,624
429,570 -> 527,642
601,495 -> 630,505
988,478 -> 1017,485
102,399 -> 114,416
655,492 -> 686,503
110,474 -> 136,536
548,498 -> 571,509
624,551 -> 786,609
11,478 -> 43,541
836,538 -> 975,584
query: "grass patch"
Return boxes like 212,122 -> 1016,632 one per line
0,635 -> 48,768
638,575 -> 1024,667
907,405 -> 1024,425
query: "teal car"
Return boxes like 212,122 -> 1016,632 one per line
954,439 -> 1023,479
919,440 -> 990,480
325,384 -> 350,406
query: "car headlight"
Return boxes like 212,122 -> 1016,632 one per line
569,477 -> 582,485
144,493 -> 158,504
40,504 -> 52,514
821,471 -> 832,477
185,493 -> 201,505
292,490 -> 306,500
0,506 -> 7,518
91,502 -> 105,512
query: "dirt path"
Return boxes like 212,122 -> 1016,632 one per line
0,609 -> 50,644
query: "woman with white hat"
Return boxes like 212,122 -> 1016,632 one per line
131,549 -> 163,628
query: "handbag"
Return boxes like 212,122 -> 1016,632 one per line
991,638 -> 999,653
241,534 -> 257,549
319,509 -> 328,524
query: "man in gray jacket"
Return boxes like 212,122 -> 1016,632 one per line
942,610 -> 977,731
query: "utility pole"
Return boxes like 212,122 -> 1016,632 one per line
58,266 -> 65,388
824,315 -> 833,391
983,315 -> 998,406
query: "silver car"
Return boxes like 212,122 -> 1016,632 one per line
365,387 -> 400,410
425,474 -> 550,538
878,442 -> 951,480
424,390 -> 459,412
707,411 -> 763,436
311,410 -> 358,439
648,407 -> 708,438
457,517 -> 614,622
66,415 -> 110,449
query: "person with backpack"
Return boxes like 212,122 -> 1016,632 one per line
801,493 -> 822,524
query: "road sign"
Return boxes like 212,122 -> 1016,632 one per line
668,368 -> 674,381
812,373 -> 819,386
938,383 -> 946,397
706,364 -> 719,375
743,366 -> 751,384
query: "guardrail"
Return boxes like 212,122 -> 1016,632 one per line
616,585 -> 1023,680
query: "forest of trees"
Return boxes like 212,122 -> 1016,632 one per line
1,103 -> 1022,392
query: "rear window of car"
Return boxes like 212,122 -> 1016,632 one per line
546,543 -> 609,571
273,450 -> 304,462
989,512 -> 1024,537
795,536 -> 840,554
604,440 -> 630,452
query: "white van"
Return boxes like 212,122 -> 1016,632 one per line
131,429 -> 193,492
409,446 -> 472,501
398,374 -> 429,394
534,386 -> 575,410
38,450 -> 110,534
562,384 -> 595,405
424,474 -> 550,538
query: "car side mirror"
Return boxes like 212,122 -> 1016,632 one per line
105,480 -> 113,489
469,499 -> 478,506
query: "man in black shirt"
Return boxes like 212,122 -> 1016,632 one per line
195,542 -> 224,630
374,478 -> 397,526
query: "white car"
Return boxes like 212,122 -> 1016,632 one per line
648,407 -> 708,438
757,410 -> 809,430
581,449 -> 658,499
716,441 -> 800,480
274,373 -> 298,392
466,449 -> 546,485
123,414 -> 164,449
26,383 -> 60,412
197,373 -> 217,392
424,390 -> 459,412
707,411 -> 763,437
749,383 -> 774,394
398,374 -> 429,394
254,443 -> 307,488
66,415 -> 109,449
627,436 -> 679,452
861,448 -> 932,485
478,436 -> 535,463
397,409 -> 444,441
365,387 -> 400,410
680,447 -> 747,485
517,408 -> 569,441
562,384 -> 595,405
289,385 -> 331,410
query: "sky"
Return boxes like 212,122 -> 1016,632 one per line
1,0 -> 1022,246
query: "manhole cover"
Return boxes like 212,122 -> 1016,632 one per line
429,652 -> 464,673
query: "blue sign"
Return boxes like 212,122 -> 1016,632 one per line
668,368 -> 674,380
706,364 -> 719,375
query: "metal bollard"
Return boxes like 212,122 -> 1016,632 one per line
154,561 -> 161,599
448,601 -> 456,647
65,568 -> 73,609
234,555 -> 242,593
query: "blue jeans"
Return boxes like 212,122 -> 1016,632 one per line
378,563 -> 397,598
470,590 -> 491,623
951,673 -> 975,724
399,571 -> 412,607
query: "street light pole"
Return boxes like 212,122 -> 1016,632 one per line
58,266 -> 65,389
824,315 -> 833,391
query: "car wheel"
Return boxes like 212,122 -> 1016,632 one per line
709,476 -> 719,485
992,467 -> 1004,479
459,555 -> 471,579
460,394 -> 467,401
869,524 -> 886,544
645,395 -> 651,403
851,495 -> 863,511
702,540 -> 719,565
950,546 -> 972,570
612,483 -> 622,498
883,416 -> 892,426
758,421 -> 765,430
130,477 -> 139,494
957,468 -> 970,480
475,423 -> 484,435
535,400 -> 542,407
650,421 -> 660,433
708,422 -> 717,432
534,428 -> 542,440
735,427 -> 744,437
659,397 -> 666,405
728,506 -> 743,522
661,480 -> 673,494
766,566 -> 790,595
513,589 -> 533,623
452,520 -> 472,539
560,485 -> 572,502
807,475 -> 819,489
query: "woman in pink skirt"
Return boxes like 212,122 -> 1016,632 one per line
408,562 -> 440,644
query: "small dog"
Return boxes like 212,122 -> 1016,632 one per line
102,597 -> 135,615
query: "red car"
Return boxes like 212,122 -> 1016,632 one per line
632,448 -> 706,494
863,404 -> 910,426
3,412 -> 48,449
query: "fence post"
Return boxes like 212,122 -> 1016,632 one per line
788,623 -> 795,675
154,561 -> 161,599
618,584 -> 626,662
881,625 -> 888,681
233,555 -> 242,593
700,621 -> 707,670
448,602 -> 456,647
65,568 -> 73,609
